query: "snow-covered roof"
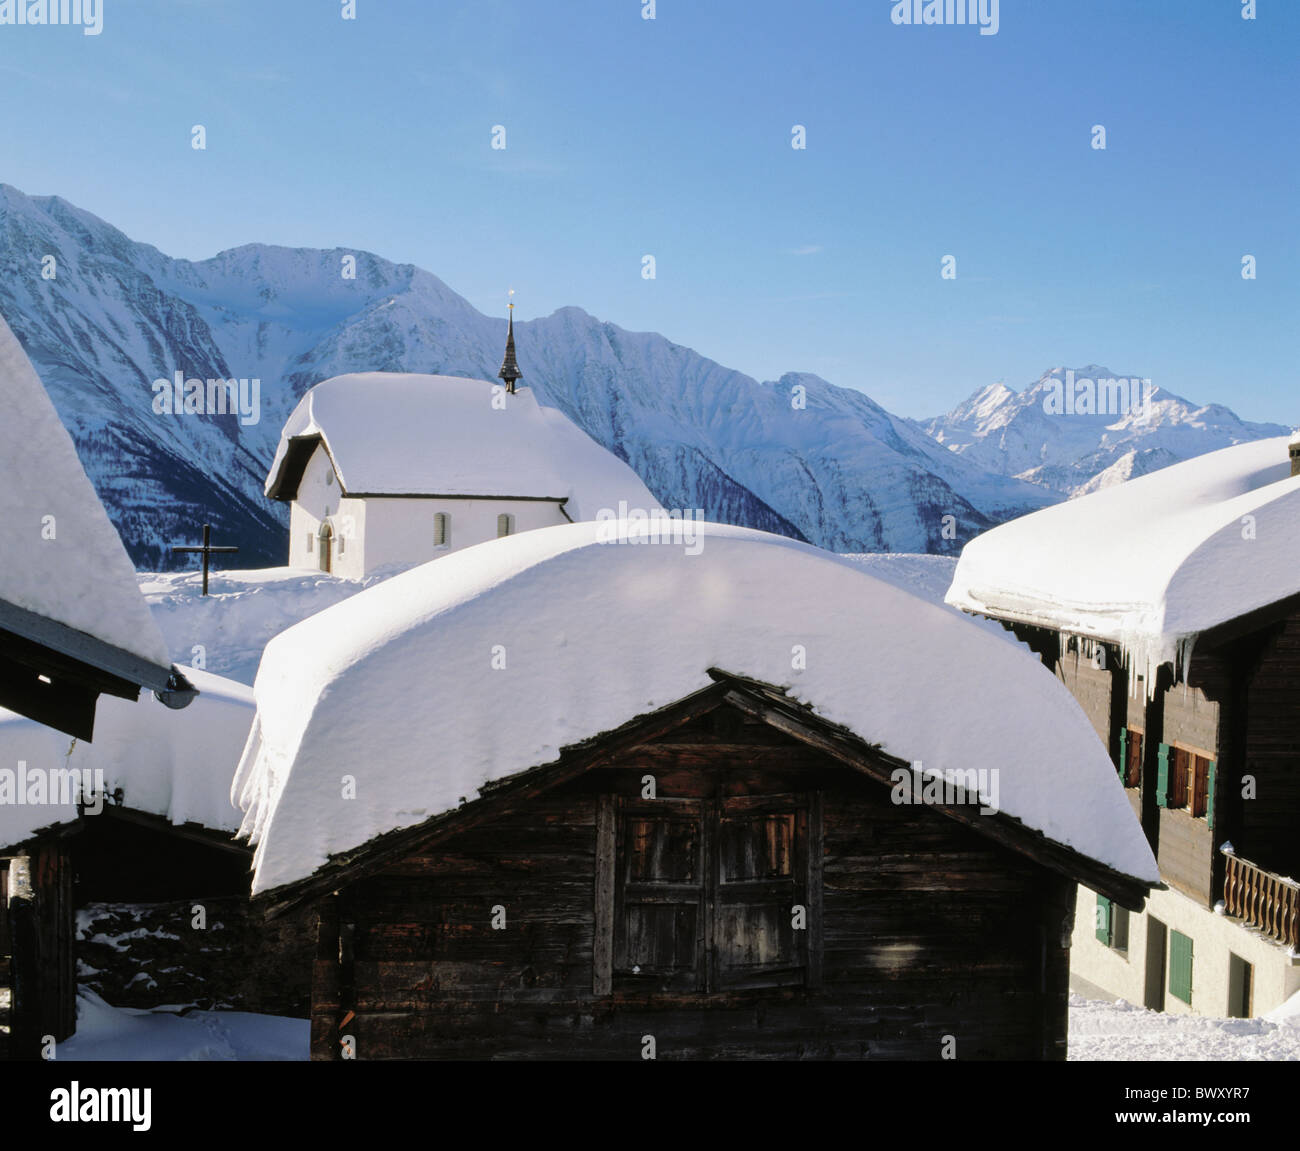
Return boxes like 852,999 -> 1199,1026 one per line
0,668 -> 254,849
265,373 -> 661,520
0,310 -> 173,676
233,521 -> 1159,897
946,437 -> 1300,684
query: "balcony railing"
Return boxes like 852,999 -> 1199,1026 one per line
1223,850 -> 1300,950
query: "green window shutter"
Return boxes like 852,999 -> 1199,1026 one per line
1206,760 -> 1218,829
1169,930 -> 1194,1004
1118,728 -> 1128,778
1095,894 -> 1112,945
1156,743 -> 1171,808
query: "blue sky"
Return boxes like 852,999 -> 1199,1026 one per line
1,0 -> 1295,421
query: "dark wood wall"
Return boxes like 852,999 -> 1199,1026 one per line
1054,648 -> 1112,751
32,840 -> 75,1044
1045,639 -> 1233,908
1161,655 -> 1228,766
3,841 -> 76,1058
1009,608 -> 1299,914
0,858 -> 9,1058
1155,651 -> 1231,905
1239,613 -> 1300,876
311,710 -> 1076,1061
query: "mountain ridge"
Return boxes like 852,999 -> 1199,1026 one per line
919,365 -> 1290,496
0,184 -> 1286,567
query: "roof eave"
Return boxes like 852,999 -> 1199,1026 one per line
0,596 -> 187,697
265,433 -> 328,502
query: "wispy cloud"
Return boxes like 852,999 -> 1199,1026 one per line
785,244 -> 824,256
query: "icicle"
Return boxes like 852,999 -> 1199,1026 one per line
1176,633 -> 1198,691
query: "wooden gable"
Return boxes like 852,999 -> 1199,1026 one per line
305,687 -> 1099,1060
259,670 -> 1152,921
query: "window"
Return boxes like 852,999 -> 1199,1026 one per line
317,523 -> 333,574
1189,753 -> 1213,819
497,513 -> 514,538
600,794 -> 817,994
1228,954 -> 1252,1019
1158,744 -> 1214,820
434,512 -> 451,549
1094,894 -> 1129,954
1113,904 -> 1130,953
1169,930 -> 1194,1004
306,532 -> 314,553
1120,728 -> 1143,788
1170,747 -> 1190,809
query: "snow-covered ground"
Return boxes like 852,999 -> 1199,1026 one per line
1068,994 -> 1300,1061
52,988 -> 1300,1061
139,566 -> 396,684
59,990 -> 307,1061
837,552 -> 961,604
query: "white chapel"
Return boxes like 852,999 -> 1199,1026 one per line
264,309 -> 660,579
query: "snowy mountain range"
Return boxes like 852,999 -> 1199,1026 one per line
920,367 -> 1290,497
0,183 -> 1288,567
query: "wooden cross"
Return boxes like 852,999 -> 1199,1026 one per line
172,523 -> 238,596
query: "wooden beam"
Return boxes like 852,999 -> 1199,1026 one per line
807,791 -> 824,989
592,795 -> 615,996
95,804 -> 253,857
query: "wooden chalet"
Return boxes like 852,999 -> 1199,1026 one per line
0,668 -> 321,1061
235,522 -> 1158,1060
1,796 -> 252,1059
947,436 -> 1300,1017
265,673 -> 1148,1061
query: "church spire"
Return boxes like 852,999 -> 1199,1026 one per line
498,290 -> 522,395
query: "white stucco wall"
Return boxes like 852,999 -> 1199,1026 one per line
1070,882 -> 1300,1018
286,444 -> 570,578
356,496 -> 568,575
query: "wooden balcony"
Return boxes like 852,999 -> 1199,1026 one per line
1223,851 -> 1300,950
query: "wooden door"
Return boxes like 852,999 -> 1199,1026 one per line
711,795 -> 809,989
